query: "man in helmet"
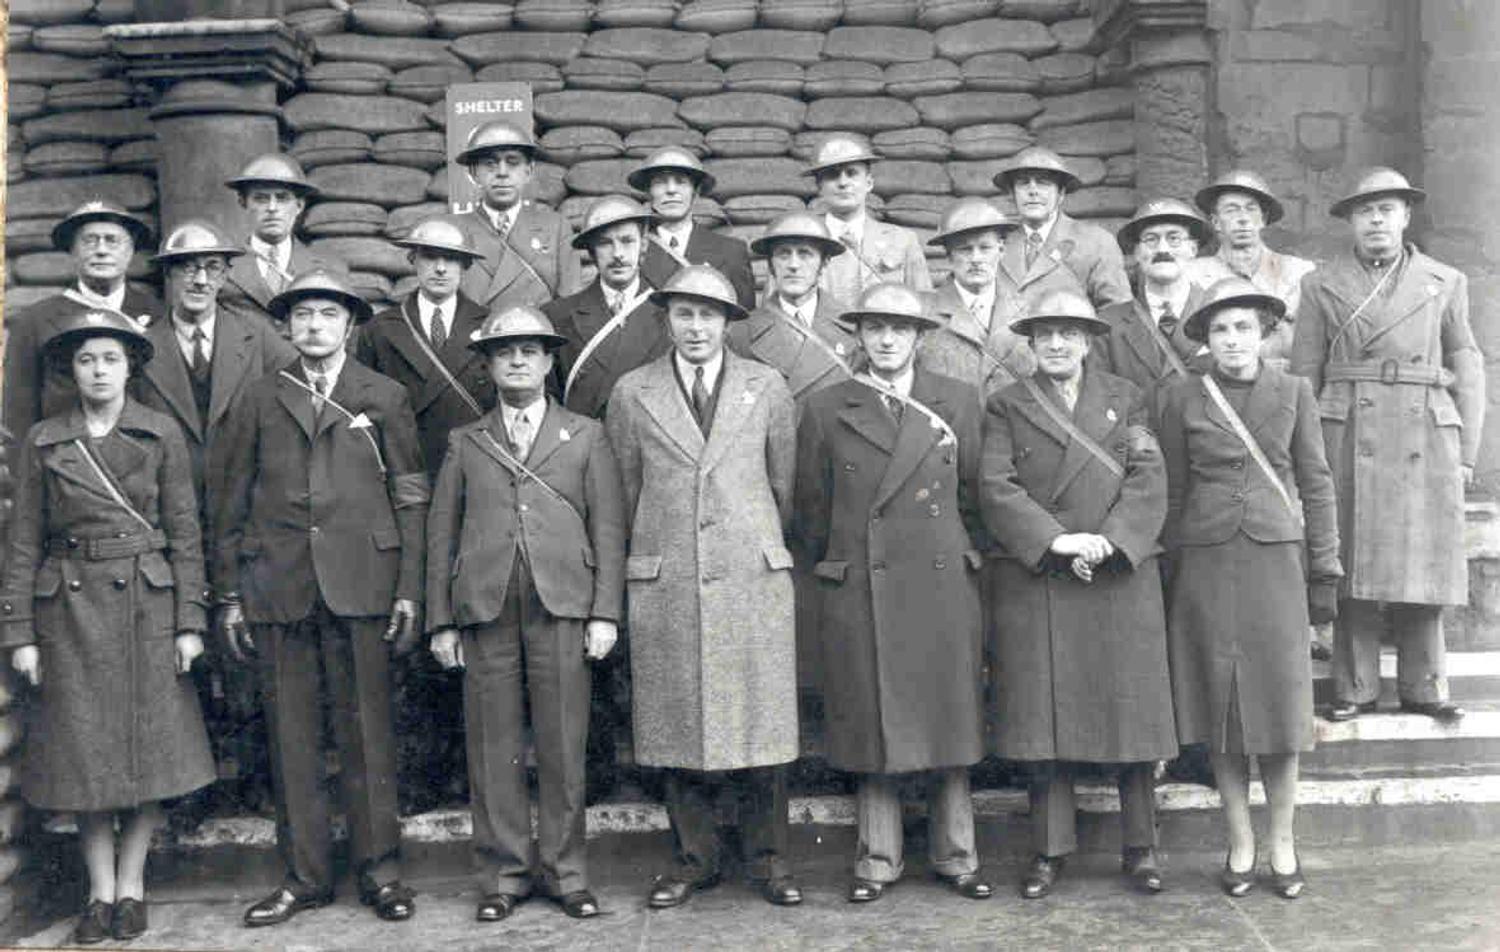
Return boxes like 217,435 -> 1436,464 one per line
1186,170 -> 1317,367
606,265 -> 802,910
544,195 -> 672,420
1292,168 -> 1485,725
1095,199 -> 1212,400
3,201 -> 161,440
222,154 -> 342,336
354,218 -> 495,813
994,147 -> 1132,310
629,147 -> 755,311
445,120 -> 581,310
805,134 -> 932,304
917,197 -> 1035,400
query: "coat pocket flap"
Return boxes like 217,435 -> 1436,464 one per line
1431,402 -> 1464,428
625,554 -> 662,581
139,552 -> 174,589
763,546 -> 795,571
372,527 -> 402,550
812,560 -> 848,582
963,549 -> 983,570
582,545 -> 596,568
34,562 -> 62,598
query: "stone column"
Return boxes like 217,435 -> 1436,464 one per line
105,18 -> 310,235
1094,0 -> 1213,199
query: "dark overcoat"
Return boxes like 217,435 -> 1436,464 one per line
0,400 -> 214,811
979,368 -> 1178,763
545,278 -> 672,420
999,212 -> 1131,310
445,201 -> 581,310
605,350 -> 799,771
2,288 -> 162,440
210,359 -> 429,623
426,399 -> 627,630
641,225 -> 756,311
1290,247 -> 1483,606
916,276 -> 1036,403
1095,287 -> 1209,400
356,291 -> 495,477
727,293 -> 858,411
795,370 -> 986,773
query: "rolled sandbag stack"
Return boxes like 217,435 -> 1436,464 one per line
0,674 -> 22,926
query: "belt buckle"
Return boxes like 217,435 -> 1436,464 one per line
1379,358 -> 1400,384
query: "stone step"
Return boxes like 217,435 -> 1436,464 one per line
1312,649 -> 1500,704
1303,706 -> 1500,779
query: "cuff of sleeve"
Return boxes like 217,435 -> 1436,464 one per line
0,620 -> 36,651
176,604 -> 208,635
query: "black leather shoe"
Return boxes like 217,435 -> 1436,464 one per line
72,900 -> 112,945
759,875 -> 803,906
359,880 -> 416,921
647,873 -> 719,909
111,897 -> 148,940
1270,858 -> 1305,899
243,887 -> 331,928
1400,700 -> 1465,723
1326,700 -> 1378,722
558,890 -> 601,919
938,870 -> 994,899
847,878 -> 884,903
476,893 -> 521,922
1021,855 -> 1064,899
1220,854 -> 1255,898
1122,847 -> 1164,894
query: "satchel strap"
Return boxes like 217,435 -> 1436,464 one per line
1201,374 -> 1303,525
1018,376 -> 1124,479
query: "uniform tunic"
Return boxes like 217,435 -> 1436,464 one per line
1158,367 -> 1341,753
0,401 -> 214,811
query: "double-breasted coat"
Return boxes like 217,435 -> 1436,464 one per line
210,359 -> 429,624
3,288 -> 162,440
794,370 -> 986,774
641,225 -> 756,312
544,279 -> 672,420
605,350 -> 799,771
820,218 -> 933,305
1000,213 -> 1132,310
0,400 -> 215,811
220,239 -> 342,337
445,201 -> 582,311
1290,247 -> 1484,606
356,291 -> 495,477
979,368 -> 1178,763
917,277 -> 1036,401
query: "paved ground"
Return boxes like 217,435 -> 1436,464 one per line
6,832 -> 1500,951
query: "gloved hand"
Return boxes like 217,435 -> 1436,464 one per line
175,631 -> 206,674
1307,581 -> 1340,626
430,628 -> 463,670
384,598 -> 421,657
218,602 -> 254,662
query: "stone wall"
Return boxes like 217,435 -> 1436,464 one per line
5,0 -> 1140,313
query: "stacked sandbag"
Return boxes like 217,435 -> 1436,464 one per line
0,674 -> 22,926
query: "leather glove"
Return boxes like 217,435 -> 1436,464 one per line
1307,581 -> 1340,626
385,598 -> 421,657
175,631 -> 206,674
218,603 -> 254,662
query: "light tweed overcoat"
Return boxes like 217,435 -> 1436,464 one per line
606,349 -> 799,771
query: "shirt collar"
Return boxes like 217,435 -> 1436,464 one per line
300,349 -> 347,393
418,292 -> 456,326
1143,281 -> 1193,321
500,394 -> 546,429
865,366 -> 914,399
657,218 -> 693,244
826,209 -> 867,245
1023,213 -> 1058,246
953,281 -> 995,316
171,310 -> 216,347
779,291 -> 819,323
75,281 -> 127,312
250,235 -> 292,270
675,349 -> 724,394
603,277 -> 641,311
484,201 -> 521,234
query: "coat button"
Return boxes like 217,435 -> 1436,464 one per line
68,580 -> 82,592
844,462 -> 856,471
116,530 -> 128,539
310,525 -> 320,533
1,604 -> 11,615
519,503 -> 529,512
1231,461 -> 1244,470
929,504 -> 941,517
66,537 -> 79,549
112,578 -> 127,590
871,561 -> 887,572
934,559 -> 946,570
1359,397 -> 1374,408
1231,492 -> 1244,501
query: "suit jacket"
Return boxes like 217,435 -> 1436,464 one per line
1095,285 -> 1209,397
727,292 -> 858,409
544,278 -> 672,420
132,305 -> 296,533
426,398 -> 626,630
917,277 -> 1036,402
820,217 -> 933,305
605,349 -> 799,771
3,287 -> 162,440
220,239 -> 341,337
211,358 -> 429,624
356,291 -> 494,476
1000,212 -> 1131,310
641,225 -> 756,311
446,201 -> 581,310
794,370 -> 985,773
1157,366 -> 1340,579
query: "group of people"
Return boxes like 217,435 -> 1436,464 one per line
0,116 -> 1483,946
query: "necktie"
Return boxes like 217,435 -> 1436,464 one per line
428,306 -> 447,350
262,257 -> 286,294
1157,302 -> 1178,337
840,231 -> 858,252
189,327 -> 208,376
311,374 -> 328,418
609,292 -> 625,317
1025,231 -> 1043,269
495,211 -> 511,242
884,393 -> 904,425
510,411 -> 533,459
691,365 -> 710,432
669,235 -> 680,252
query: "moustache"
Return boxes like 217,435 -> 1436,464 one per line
1151,253 -> 1175,264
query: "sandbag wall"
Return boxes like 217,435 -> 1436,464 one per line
6,0 -> 1137,313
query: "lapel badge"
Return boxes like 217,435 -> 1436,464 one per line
1106,407 -> 1118,423
135,314 -> 151,328
559,427 -> 571,442
1427,284 -> 1440,298
915,487 -> 930,501
742,390 -> 757,405
1049,247 -> 1064,262
835,342 -> 846,356
531,236 -> 547,253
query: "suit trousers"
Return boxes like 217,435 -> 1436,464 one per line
1334,599 -> 1447,705
1029,762 -> 1157,858
664,765 -> 790,882
255,601 -> 401,895
855,768 -> 978,883
462,558 -> 591,897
